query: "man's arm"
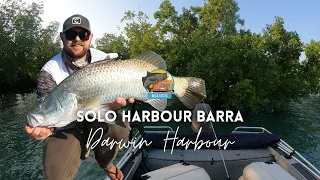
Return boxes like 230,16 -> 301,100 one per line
36,70 -> 57,104
25,70 -> 56,140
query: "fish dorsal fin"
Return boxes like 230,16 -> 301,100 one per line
147,71 -> 153,76
132,51 -> 167,70
142,71 -> 153,83
89,58 -> 119,66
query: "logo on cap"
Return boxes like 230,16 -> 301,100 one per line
72,17 -> 81,24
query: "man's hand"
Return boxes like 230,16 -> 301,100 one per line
106,97 -> 135,111
25,125 -> 54,140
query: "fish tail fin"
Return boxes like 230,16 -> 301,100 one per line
173,77 -> 207,109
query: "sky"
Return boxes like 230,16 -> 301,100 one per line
20,0 -> 320,59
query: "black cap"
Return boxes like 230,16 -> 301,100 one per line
62,14 -> 91,32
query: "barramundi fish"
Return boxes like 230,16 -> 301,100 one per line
27,51 -> 207,127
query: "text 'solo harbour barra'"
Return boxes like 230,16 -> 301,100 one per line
75,68 -> 244,124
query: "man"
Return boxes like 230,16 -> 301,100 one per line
191,103 -> 214,133
24,14 -> 131,180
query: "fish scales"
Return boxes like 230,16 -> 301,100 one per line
61,59 -> 156,103
27,51 -> 207,127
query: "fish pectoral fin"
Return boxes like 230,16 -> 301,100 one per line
146,99 -> 167,112
79,97 -> 116,124
93,106 -> 117,124
79,96 -> 102,111
80,104 -> 117,125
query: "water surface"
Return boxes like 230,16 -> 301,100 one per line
0,93 -> 318,179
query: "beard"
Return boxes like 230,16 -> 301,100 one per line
64,44 -> 89,59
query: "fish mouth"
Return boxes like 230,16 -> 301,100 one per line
27,113 -> 44,127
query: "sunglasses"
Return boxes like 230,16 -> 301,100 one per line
64,30 -> 91,41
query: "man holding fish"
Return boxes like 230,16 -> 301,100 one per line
24,12 -> 207,180
24,14 -> 132,180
